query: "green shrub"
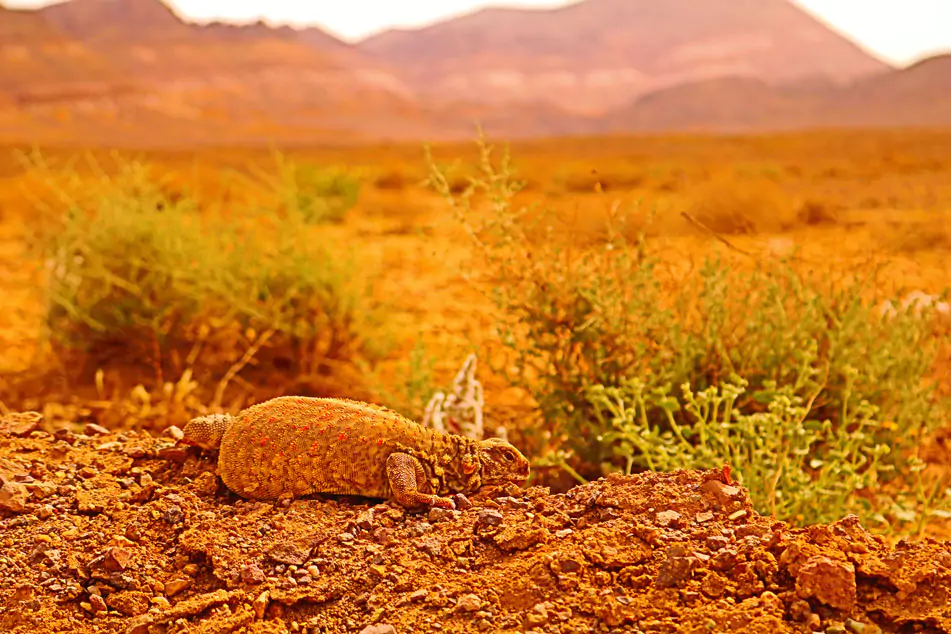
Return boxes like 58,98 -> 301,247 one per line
250,150 -> 361,225
426,136 -> 950,515
587,377 -> 951,535
31,154 -> 381,393
39,159 -> 209,345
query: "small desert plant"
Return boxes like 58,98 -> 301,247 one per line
250,149 -> 361,225
587,376 -> 951,536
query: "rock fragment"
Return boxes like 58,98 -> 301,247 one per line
0,412 -> 43,437
84,423 -> 110,436
164,577 -> 192,597
268,539 -> 315,566
241,563 -> 266,585
252,590 -> 269,619
655,548 -> 697,588
455,593 -> 482,612
88,547 -> 133,574
0,482 -> 30,513
476,509 -> 504,527
795,555 -> 856,611
359,626 -> 397,634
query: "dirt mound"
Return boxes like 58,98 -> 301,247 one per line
1,414 -> 950,634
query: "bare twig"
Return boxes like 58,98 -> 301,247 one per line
184,330 -> 206,369
680,211 -> 758,258
151,331 -> 164,386
211,329 -> 275,410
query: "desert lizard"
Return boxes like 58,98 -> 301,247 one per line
180,396 -> 530,509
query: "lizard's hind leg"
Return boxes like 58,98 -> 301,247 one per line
385,452 -> 454,509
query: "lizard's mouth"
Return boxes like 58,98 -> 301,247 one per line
512,469 -> 530,483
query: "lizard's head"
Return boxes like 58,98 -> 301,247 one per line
180,414 -> 231,450
475,437 -> 531,486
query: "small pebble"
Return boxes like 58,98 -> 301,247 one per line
452,493 -> 472,510
359,625 -> 397,634
428,507 -> 455,523
242,564 -> 266,585
456,594 -> 482,612
89,594 -> 107,612
164,506 -> 184,524
165,426 -> 185,440
476,510 -> 503,527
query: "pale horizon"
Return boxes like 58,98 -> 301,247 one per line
4,0 -> 950,66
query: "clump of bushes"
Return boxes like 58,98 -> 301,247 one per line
28,153 -> 381,400
427,136 -> 951,534
683,171 -> 798,234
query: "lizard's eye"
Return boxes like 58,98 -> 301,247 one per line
503,451 -> 515,462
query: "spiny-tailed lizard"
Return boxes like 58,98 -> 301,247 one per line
180,396 -> 530,509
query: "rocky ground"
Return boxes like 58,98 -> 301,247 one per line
1,412 -> 951,634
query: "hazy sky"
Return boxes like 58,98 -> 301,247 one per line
5,0 -> 950,66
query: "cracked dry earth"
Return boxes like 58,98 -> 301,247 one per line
1,416 -> 951,634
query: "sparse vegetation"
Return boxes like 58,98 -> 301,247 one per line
884,216 -> 951,253
2,130 -> 951,542
426,135 -> 951,535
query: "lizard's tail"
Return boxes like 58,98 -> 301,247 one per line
181,413 -> 234,450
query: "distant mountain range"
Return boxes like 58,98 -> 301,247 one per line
359,0 -> 889,114
0,0 -> 948,146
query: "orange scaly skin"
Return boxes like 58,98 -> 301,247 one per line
181,396 -> 530,509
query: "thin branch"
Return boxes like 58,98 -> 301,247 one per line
680,211 -> 758,258
211,329 -> 275,410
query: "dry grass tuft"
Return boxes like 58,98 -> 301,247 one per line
683,173 -> 799,234
796,199 -> 840,226
883,217 -> 951,253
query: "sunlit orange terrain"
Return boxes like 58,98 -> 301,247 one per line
1,126 -> 951,632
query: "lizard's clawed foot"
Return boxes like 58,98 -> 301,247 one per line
429,495 -> 456,510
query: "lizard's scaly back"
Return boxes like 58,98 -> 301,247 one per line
217,396 -> 466,500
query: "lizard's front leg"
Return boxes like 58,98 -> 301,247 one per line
385,452 -> 454,509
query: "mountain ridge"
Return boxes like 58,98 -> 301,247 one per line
357,0 -> 892,114
0,0 -> 948,146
